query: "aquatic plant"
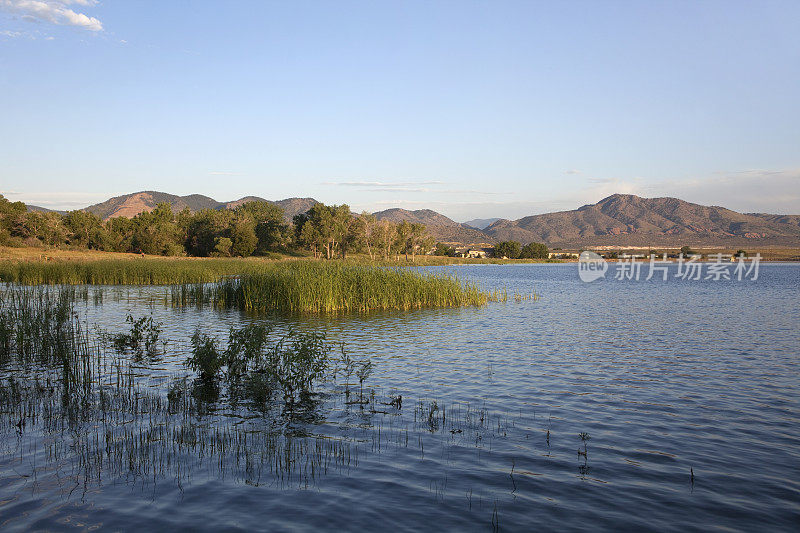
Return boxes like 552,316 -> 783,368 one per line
579,431 -> 591,455
0,258 -> 260,285
186,329 -> 224,380
356,359 -> 373,403
111,313 -> 162,357
338,345 -> 357,398
170,261 -> 493,313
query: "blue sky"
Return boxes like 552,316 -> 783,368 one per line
1,0 -> 798,221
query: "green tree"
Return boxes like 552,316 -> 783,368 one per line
519,242 -> 549,259
185,209 -> 230,257
229,215 -> 258,257
342,214 -> 367,259
296,203 -> 352,259
130,203 -> 181,255
213,237 -> 233,257
359,213 -> 384,260
395,220 -> 412,260
434,243 -> 456,256
63,210 -> 105,249
375,219 -> 396,260
0,195 -> 26,246
237,201 -> 287,254
105,216 -> 136,252
406,222 -> 432,261
331,204 -> 353,259
494,241 -> 522,259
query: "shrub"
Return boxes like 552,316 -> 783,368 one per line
186,329 -> 223,380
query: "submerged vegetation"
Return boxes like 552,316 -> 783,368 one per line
0,284 -> 575,530
169,261 -> 494,313
110,313 -> 163,357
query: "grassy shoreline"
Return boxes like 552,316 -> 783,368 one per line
0,246 -> 559,286
2,244 -> 797,287
0,249 -> 501,312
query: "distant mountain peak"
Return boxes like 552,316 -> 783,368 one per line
484,194 -> 800,246
50,191 -> 800,247
372,208 -> 494,244
84,191 -> 318,223
463,217 -> 501,230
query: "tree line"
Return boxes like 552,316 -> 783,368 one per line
492,240 -> 549,259
0,195 -> 437,260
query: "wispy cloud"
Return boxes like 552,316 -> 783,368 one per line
209,171 -> 244,176
324,180 -> 445,188
1,190 -> 109,209
646,168 -> 800,214
0,0 -> 103,32
364,186 -> 431,193
354,168 -> 800,221
322,179 -> 500,196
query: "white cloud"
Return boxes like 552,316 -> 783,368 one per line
0,29 -> 23,37
0,0 -> 103,32
646,168 -> 800,214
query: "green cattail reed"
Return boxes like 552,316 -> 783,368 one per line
170,262 -> 491,313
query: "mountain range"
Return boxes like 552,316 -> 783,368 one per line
370,208 -> 491,244
463,218 -> 501,230
83,191 -> 317,223
25,191 -> 800,247
483,194 -> 800,247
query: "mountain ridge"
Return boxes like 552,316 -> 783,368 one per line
463,218 -> 501,230
482,193 -> 800,246
83,191 -> 317,223
58,191 -> 800,246
371,208 -> 493,244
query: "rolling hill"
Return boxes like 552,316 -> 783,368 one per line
463,218 -> 501,230
84,191 -> 317,223
65,191 -> 800,247
372,208 -> 493,244
483,194 -> 800,247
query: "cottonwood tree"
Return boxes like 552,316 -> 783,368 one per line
494,241 -> 522,259
519,242 -> 548,259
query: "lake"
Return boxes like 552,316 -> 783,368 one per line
1,263 -> 799,531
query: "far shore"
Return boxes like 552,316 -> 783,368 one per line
1,245 -> 798,265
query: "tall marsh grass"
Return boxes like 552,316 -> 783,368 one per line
0,258 -> 256,285
171,262 -> 493,313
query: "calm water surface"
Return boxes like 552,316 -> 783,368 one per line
1,264 -> 799,531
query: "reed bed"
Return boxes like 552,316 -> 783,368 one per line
0,258 -> 258,285
170,262 -> 494,313
0,285 -> 538,525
